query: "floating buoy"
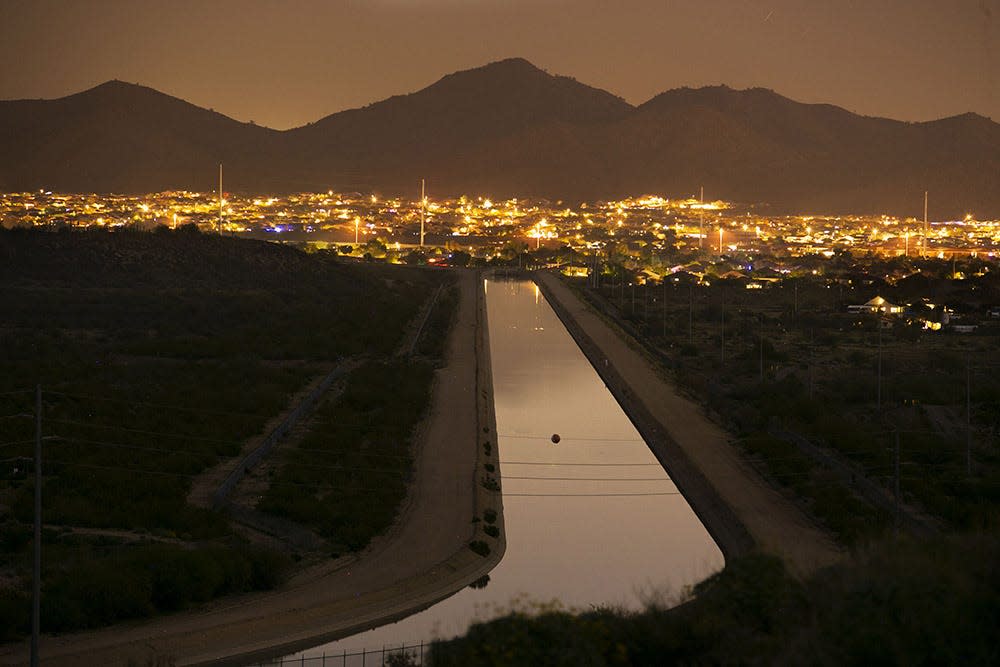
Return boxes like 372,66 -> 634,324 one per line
551,434 -> 561,444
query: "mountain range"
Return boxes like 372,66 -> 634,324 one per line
2,57 -> 998,217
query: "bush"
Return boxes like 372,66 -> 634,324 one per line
469,540 -> 491,557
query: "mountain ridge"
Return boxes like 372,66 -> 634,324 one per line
1,58 -> 998,216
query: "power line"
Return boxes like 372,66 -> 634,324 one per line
47,436 -> 208,458
499,433 -> 643,443
40,459 -> 403,492
503,475 -> 675,482
45,418 -> 245,445
0,439 -> 35,449
0,413 -> 31,421
43,438 -> 411,476
291,445 -> 413,461
44,459 -> 199,479
43,390 -> 264,419
504,450 -> 897,469
504,492 -> 685,497
272,460 -> 408,476
503,461 -> 661,467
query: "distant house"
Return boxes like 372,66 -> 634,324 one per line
847,296 -> 904,314
560,263 -> 590,278
667,270 -> 701,285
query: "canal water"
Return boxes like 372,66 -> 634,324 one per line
278,278 -> 722,663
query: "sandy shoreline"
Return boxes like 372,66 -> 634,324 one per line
0,269 -> 503,667
535,271 -> 843,578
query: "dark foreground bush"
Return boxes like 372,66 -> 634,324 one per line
38,544 -> 289,633
431,534 -> 1000,666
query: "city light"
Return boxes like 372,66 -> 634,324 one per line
2,190 -> 998,262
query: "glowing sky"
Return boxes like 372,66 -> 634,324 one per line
1,0 -> 997,129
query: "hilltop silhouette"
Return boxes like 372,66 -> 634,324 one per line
2,58 -> 998,216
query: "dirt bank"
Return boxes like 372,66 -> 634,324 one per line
535,271 -> 842,578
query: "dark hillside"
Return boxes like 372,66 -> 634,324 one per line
0,228 -> 448,637
2,61 -> 999,216
0,81 -> 280,193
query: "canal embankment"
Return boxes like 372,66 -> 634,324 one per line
534,271 -> 842,577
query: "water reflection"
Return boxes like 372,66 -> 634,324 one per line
277,278 -> 722,663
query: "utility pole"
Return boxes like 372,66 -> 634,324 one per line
619,268 -> 624,309
218,163 -> 223,233
759,314 -> 764,383
689,286 -> 693,344
877,321 -> 883,413
808,329 -> 814,400
967,356 -> 972,477
720,288 -> 726,365
662,281 -> 667,338
894,429 -> 901,537
32,385 -> 41,667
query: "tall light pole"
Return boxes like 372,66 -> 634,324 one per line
218,163 -> 223,233
420,179 -> 426,247
923,190 -> 929,258
967,355 -> 972,476
689,286 -> 693,344
877,320 -> 883,413
720,287 -> 726,365
699,186 -> 704,250
32,385 -> 41,667
354,216 -> 360,245
662,280 -> 667,338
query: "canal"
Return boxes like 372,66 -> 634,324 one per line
276,278 -> 722,664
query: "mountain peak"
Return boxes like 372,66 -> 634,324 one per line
85,79 -> 154,94
640,84 -> 791,110
480,57 -> 542,72
431,57 -> 555,91
2,59 -> 997,216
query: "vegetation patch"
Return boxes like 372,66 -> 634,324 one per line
569,258 -> 1000,544
0,228 -> 447,637
258,359 -> 435,551
432,533 -> 1000,665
